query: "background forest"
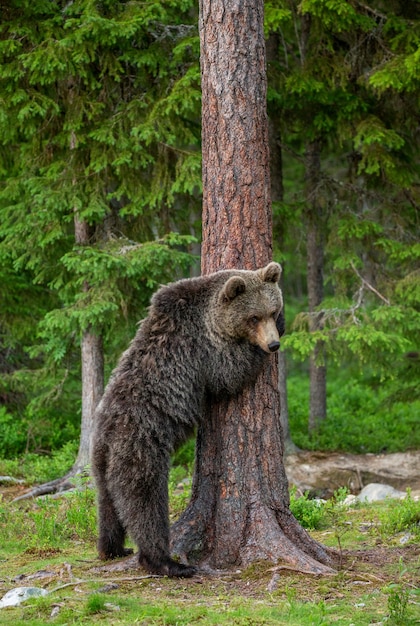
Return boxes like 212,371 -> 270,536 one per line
0,0 -> 419,481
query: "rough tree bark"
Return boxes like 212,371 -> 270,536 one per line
171,0 -> 334,574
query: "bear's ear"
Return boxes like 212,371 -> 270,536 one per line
261,262 -> 282,284
220,276 -> 247,302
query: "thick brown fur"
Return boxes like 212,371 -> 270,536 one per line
91,263 -> 284,577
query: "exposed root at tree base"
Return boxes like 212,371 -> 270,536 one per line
11,464 -> 87,502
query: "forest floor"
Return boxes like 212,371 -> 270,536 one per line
1,451 -> 419,625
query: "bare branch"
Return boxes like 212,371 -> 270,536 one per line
350,262 -> 391,305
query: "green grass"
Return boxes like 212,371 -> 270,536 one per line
1,479 -> 419,626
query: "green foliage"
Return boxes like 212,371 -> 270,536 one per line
300,0 -> 373,32
386,582 -> 410,625
289,487 -> 325,530
372,491 -> 420,543
0,485 -> 96,556
36,234 -> 196,356
287,371 -> 420,453
27,490 -> 97,549
0,441 -> 78,484
0,407 -> 27,458
171,437 -> 196,468
267,0 -> 420,433
169,465 -> 193,519
0,0 -> 201,455
85,594 -> 108,616
383,558 -> 420,626
0,0 -> 419,457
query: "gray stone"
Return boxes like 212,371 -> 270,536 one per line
356,483 -> 406,503
0,587 -> 49,608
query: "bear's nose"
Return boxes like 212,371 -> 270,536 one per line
268,341 -> 280,352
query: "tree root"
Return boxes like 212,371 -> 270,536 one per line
11,464 -> 88,502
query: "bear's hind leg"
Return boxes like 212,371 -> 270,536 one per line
122,466 -> 196,578
97,484 -> 133,560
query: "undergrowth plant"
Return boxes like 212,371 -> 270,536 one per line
383,558 -> 420,626
289,487 -> 326,530
0,487 -> 97,557
287,371 -> 420,453
0,441 -> 79,485
370,490 -> 420,544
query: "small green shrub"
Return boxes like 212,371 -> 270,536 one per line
64,488 -> 98,541
289,487 -> 326,530
0,406 -> 28,458
20,488 -> 97,550
386,582 -> 410,625
374,490 -> 420,542
383,559 -> 419,625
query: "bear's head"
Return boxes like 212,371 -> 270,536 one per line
216,262 -> 284,354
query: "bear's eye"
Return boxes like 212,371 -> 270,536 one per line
249,316 -> 260,325
271,311 -> 278,320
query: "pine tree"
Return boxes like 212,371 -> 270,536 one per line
171,0 -> 334,574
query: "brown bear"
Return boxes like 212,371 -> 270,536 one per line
91,262 -> 284,578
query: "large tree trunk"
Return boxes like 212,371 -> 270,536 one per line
171,0 -> 334,574
305,140 -> 327,431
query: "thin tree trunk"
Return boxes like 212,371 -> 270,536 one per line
73,212 -> 104,471
12,217 -> 105,501
269,119 -> 298,453
299,12 -> 327,432
305,140 -> 327,431
76,329 -> 103,470
171,0 -> 334,574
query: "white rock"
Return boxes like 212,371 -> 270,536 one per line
0,587 -> 49,608
356,483 -> 406,503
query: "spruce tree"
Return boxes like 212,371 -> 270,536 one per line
265,0 -> 420,431
0,0 -> 201,483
